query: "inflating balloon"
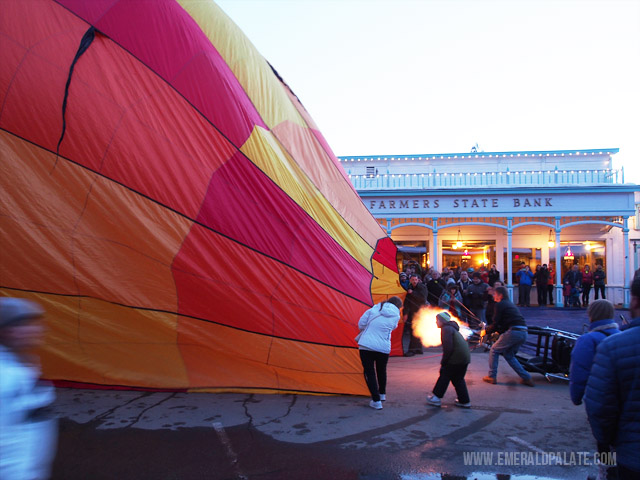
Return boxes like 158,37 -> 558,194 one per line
0,0 -> 397,394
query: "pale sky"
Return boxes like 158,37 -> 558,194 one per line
216,0 -> 640,183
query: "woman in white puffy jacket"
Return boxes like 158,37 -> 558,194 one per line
357,296 -> 403,410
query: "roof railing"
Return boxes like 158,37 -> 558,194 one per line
347,168 -> 623,190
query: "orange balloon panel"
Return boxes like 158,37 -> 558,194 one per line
1,290 -> 188,389
178,317 -> 368,395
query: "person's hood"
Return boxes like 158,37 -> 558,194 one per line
0,297 -> 44,328
379,302 -> 400,317
443,320 -> 460,331
588,318 -> 619,332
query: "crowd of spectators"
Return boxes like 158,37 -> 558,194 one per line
398,260 -> 604,309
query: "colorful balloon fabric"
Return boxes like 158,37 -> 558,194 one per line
0,0 -> 397,394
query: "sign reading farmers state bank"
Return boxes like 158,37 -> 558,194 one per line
364,192 -> 634,217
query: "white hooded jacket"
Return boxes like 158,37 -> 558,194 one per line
357,302 -> 401,354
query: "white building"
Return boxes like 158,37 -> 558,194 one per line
340,148 -> 640,307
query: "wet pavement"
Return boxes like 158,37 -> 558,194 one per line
50,306 -> 624,479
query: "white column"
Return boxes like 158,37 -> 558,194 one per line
555,219 -> 563,307
432,219 -> 439,272
507,218 -> 513,301
624,218 -> 631,308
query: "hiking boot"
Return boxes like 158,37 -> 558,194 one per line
379,394 -> 386,402
520,378 -> 535,387
483,376 -> 497,384
455,399 -> 471,409
427,394 -> 441,407
369,400 -> 383,410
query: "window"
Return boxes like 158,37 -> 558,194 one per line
396,241 -> 428,276
550,241 -> 606,281
444,240 -> 496,273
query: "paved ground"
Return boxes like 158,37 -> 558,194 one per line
50,307 -> 627,480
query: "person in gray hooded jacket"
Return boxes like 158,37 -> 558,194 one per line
427,311 -> 471,408
357,296 -> 403,410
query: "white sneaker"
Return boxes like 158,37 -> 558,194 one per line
379,394 -> 386,401
427,394 -> 441,407
455,399 -> 471,408
369,400 -> 383,410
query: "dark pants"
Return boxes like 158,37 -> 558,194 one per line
518,284 -> 531,306
537,285 -> 546,305
582,284 -> 592,305
402,317 -> 423,354
359,350 -> 389,402
547,285 -> 554,304
594,284 -> 606,299
432,363 -> 470,404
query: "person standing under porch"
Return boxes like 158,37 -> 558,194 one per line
536,264 -> 550,306
581,265 -> 593,307
547,266 -> 555,305
593,264 -> 606,300
516,263 -> 534,307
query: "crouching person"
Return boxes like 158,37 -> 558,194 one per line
427,312 -> 471,408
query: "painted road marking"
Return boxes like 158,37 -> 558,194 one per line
213,422 -> 248,479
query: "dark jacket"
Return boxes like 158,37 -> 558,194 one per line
569,319 -> 620,405
563,269 -> 583,288
486,297 -> 526,334
403,282 -> 428,316
467,281 -> 489,309
584,318 -> 640,471
535,267 -> 550,287
426,279 -> 445,305
593,269 -> 606,286
440,321 -> 470,366
488,269 -> 500,287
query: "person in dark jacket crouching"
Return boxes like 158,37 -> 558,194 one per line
482,286 -> 534,386
427,311 -> 471,408
584,277 -> 640,479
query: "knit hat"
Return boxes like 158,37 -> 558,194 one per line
436,311 -> 451,325
0,297 -> 44,329
587,299 -> 615,323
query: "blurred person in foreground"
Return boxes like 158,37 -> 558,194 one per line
569,300 -> 619,406
570,299 -> 620,480
482,286 -> 534,387
356,296 -> 403,410
427,312 -> 471,408
585,277 -> 640,479
0,297 -> 57,480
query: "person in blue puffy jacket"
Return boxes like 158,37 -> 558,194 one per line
585,278 -> 640,479
569,299 -> 619,406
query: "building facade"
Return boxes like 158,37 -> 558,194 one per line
340,149 -> 640,307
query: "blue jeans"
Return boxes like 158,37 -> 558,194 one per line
488,328 -> 531,380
